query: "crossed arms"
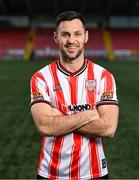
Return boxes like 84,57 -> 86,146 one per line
31,102 -> 119,138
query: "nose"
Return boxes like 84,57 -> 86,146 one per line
67,35 -> 75,44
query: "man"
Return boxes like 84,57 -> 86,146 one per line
30,11 -> 119,180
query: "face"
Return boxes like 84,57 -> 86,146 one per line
54,19 -> 88,61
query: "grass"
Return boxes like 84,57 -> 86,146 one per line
0,58 -> 139,178
100,59 -> 139,178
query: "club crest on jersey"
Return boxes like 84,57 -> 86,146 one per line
85,80 -> 96,91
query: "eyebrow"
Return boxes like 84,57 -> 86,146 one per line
61,30 -> 83,34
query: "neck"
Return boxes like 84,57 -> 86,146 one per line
60,56 -> 85,73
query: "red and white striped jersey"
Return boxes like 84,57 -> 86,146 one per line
30,59 -> 118,180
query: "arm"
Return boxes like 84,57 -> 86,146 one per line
30,102 -> 100,137
75,104 -> 119,138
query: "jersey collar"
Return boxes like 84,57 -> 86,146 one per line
57,59 -> 88,76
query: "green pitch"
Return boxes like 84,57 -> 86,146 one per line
0,59 -> 139,178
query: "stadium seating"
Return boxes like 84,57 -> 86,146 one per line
34,28 -> 57,50
87,28 -> 105,50
0,28 -> 28,49
34,28 -> 105,50
0,27 -> 139,60
110,28 -> 139,50
33,28 -> 58,58
33,28 -> 106,58
0,28 -> 28,58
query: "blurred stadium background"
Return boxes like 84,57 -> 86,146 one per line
0,0 -> 139,179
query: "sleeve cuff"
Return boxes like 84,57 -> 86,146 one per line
96,100 -> 119,108
29,100 -> 52,109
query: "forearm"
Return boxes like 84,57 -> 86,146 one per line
32,110 -> 95,137
31,103 -> 101,137
75,117 -> 112,137
76,105 -> 119,138
42,113 -> 88,136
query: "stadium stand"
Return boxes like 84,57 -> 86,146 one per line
87,28 -> 105,50
0,0 -> 139,60
0,26 -> 139,60
34,28 -> 57,50
33,28 -> 58,59
0,28 -> 27,49
110,28 -> 139,59
34,28 -> 105,50
33,28 -> 107,59
0,28 -> 28,59
32,27 -> 139,60
110,28 -> 139,50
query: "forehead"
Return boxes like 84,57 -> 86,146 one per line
58,19 -> 84,33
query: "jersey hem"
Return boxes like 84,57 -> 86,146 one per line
38,170 -> 108,180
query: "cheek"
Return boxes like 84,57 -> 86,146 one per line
79,39 -> 86,45
58,37 -> 67,44
78,36 -> 86,43
59,41 -> 66,49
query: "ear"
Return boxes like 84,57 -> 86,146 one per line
54,32 -> 59,44
84,30 -> 88,44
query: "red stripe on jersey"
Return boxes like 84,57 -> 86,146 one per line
49,137 -> 64,180
89,138 -> 100,178
31,71 -> 48,94
101,70 -> 113,92
48,62 -> 65,179
31,72 -> 39,94
87,61 -> 100,177
70,134 -> 82,179
69,76 -> 77,104
37,136 -> 45,171
69,76 -> 81,179
86,61 -> 95,106
50,62 -> 66,113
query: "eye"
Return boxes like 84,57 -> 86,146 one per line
61,32 -> 69,37
75,32 -> 82,36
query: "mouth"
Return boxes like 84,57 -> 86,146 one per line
65,45 -> 78,52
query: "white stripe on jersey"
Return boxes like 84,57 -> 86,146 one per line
39,137 -> 54,177
95,138 -> 109,177
79,137 -> 91,179
77,70 -> 88,105
58,134 -> 73,177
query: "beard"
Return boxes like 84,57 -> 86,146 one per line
60,45 -> 84,62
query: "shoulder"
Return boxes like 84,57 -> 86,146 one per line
87,59 -> 106,72
31,60 -> 57,79
87,59 -> 115,78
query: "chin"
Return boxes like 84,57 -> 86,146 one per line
67,52 -> 81,60
61,49 -> 82,61
67,56 -> 79,61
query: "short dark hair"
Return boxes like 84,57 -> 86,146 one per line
55,11 -> 86,31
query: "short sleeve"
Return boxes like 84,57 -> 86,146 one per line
96,70 -> 119,108
30,71 -> 51,107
